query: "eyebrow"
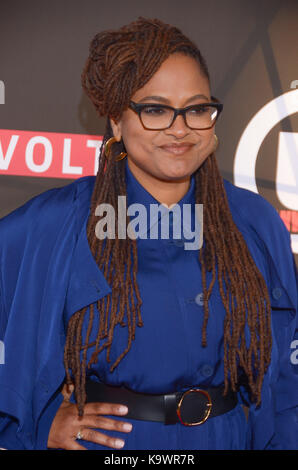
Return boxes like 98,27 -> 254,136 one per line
138,94 -> 210,105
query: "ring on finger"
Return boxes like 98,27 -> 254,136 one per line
76,428 -> 84,440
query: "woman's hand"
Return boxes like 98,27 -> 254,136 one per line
47,384 -> 133,450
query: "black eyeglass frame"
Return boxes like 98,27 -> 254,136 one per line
129,97 -> 223,130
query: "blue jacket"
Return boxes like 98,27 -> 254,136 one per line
0,166 -> 297,449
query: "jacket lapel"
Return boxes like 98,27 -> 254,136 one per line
64,212 -> 112,321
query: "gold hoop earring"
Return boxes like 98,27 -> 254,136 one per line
104,136 -> 127,161
214,134 -> 219,152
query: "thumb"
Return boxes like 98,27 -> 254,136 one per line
61,383 -> 75,402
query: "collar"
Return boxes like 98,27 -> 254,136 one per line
125,159 -> 196,239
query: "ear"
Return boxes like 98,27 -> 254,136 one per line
110,118 -> 122,142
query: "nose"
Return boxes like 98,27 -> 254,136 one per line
164,114 -> 190,138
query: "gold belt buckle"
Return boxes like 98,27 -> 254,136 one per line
176,388 -> 212,426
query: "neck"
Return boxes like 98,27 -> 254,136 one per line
127,159 -> 190,206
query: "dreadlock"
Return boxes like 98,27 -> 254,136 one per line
64,17 -> 272,416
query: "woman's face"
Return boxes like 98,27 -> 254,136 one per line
110,53 -> 216,183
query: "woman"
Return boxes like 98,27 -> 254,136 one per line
0,17 -> 297,450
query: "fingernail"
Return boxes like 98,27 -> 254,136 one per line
123,423 -> 132,431
115,439 -> 125,448
118,405 -> 128,413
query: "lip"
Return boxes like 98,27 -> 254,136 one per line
160,144 -> 194,155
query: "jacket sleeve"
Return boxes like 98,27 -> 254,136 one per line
0,289 -> 64,450
265,254 -> 298,449
0,370 -> 64,450
226,183 -> 298,449
0,263 -> 21,448
34,386 -> 65,450
0,232 -> 17,448
246,203 -> 298,449
0,260 -> 24,449
0,186 -> 74,449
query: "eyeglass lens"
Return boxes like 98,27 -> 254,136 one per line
140,105 -> 218,129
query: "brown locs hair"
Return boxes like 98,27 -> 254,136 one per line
64,17 -> 272,416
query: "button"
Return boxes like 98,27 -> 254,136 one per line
201,364 -> 214,378
195,293 -> 204,306
272,287 -> 282,300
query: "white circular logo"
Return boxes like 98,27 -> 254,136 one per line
234,89 -> 298,253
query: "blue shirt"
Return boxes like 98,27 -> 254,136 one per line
0,159 -> 297,449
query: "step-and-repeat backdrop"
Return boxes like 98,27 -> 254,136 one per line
0,0 -> 297,264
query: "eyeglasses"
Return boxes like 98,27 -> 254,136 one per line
129,97 -> 223,130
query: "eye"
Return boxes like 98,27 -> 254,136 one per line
188,105 -> 209,115
142,106 -> 166,115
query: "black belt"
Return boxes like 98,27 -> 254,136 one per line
85,379 -> 238,426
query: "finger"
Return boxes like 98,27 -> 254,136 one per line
65,440 -> 87,451
80,428 -> 126,449
84,402 -> 129,416
80,415 -> 133,433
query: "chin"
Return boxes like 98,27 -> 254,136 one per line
158,166 -> 193,182
167,158 -> 199,175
